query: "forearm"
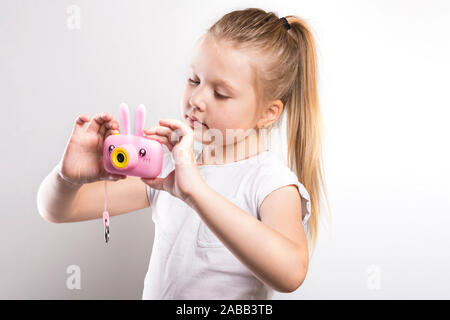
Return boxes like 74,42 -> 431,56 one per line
185,182 -> 307,293
36,162 -> 82,223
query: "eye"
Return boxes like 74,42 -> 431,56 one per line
139,148 -> 146,157
108,145 -> 115,152
214,91 -> 229,99
189,78 -> 229,99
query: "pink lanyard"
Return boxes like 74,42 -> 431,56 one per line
103,180 -> 110,243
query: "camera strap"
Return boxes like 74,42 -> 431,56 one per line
103,180 -> 110,243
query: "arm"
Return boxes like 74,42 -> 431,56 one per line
141,118 -> 308,291
185,183 -> 309,293
37,163 -> 150,223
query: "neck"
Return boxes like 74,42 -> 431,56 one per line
196,131 -> 267,165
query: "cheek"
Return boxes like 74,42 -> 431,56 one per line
204,114 -> 247,146
215,108 -> 253,130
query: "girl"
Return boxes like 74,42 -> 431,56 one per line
37,8 -> 327,299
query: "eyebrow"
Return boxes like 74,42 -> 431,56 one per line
189,64 -> 237,94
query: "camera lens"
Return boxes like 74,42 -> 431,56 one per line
117,153 -> 125,163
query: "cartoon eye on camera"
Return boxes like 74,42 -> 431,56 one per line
102,103 -> 163,179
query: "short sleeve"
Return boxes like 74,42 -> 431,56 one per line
146,184 -> 154,208
255,166 -> 311,227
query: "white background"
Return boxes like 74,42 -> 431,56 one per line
0,0 -> 449,299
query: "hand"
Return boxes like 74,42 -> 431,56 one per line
59,113 -> 127,185
141,119 -> 204,201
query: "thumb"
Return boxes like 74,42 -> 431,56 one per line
141,177 -> 165,191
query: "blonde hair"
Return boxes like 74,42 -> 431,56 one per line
207,8 -> 330,253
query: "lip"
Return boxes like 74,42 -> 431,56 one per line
186,114 -> 208,128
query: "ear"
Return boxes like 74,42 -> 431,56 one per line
120,103 -> 130,135
257,99 -> 284,129
135,104 -> 146,136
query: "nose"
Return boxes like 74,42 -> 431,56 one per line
189,87 -> 206,112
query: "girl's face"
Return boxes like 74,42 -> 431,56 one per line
181,34 -> 262,147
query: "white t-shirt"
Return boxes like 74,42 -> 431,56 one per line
142,149 -> 311,300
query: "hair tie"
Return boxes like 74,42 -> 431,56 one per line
280,17 -> 291,30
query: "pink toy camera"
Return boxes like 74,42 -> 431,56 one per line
103,103 -> 163,179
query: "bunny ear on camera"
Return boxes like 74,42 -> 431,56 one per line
135,104 -> 146,137
119,102 -> 130,135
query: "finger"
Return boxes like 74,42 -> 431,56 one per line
159,119 -> 191,137
158,119 -> 185,130
154,122 -> 186,145
144,125 -> 172,137
104,128 -> 120,139
144,126 -> 175,147
99,167 -> 127,180
100,119 -> 120,138
146,134 -> 173,151
86,113 -> 112,134
140,177 -> 165,191
101,118 -> 119,136
100,174 -> 127,181
71,114 -> 90,136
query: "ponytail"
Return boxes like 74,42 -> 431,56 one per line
284,17 -> 330,253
